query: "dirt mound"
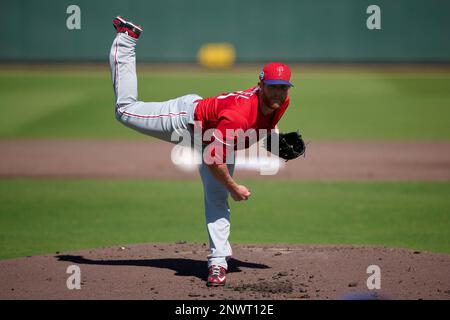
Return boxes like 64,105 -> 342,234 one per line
0,243 -> 449,300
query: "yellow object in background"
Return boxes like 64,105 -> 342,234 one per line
197,43 -> 236,69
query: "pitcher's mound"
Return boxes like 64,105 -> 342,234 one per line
1,243 -> 449,300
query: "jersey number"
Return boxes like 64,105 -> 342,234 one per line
217,90 -> 255,100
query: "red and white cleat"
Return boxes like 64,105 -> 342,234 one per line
206,265 -> 227,287
112,16 -> 143,39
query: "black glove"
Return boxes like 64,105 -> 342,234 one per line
264,130 -> 306,161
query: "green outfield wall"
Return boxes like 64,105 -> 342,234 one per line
1,0 -> 449,62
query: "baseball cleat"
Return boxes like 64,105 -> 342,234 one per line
113,16 -> 143,39
206,265 -> 227,287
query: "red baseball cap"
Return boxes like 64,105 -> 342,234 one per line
259,62 -> 293,87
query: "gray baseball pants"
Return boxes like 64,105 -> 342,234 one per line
109,33 -> 233,269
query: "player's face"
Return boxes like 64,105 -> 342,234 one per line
260,83 -> 290,111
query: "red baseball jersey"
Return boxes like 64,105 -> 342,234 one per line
194,86 -> 290,163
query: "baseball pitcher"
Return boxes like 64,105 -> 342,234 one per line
109,16 -> 305,287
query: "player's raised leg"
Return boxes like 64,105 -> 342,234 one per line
109,16 -> 201,142
110,16 -> 142,110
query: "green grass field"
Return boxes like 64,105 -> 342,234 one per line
0,179 -> 449,259
1,68 -> 449,260
1,68 -> 450,140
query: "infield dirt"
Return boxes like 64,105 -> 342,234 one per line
0,243 -> 449,300
1,140 -> 450,181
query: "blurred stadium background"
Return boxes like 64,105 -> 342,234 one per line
2,0 -> 450,63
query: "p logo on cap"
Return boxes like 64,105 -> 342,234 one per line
259,62 -> 293,87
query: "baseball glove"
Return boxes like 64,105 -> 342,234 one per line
264,130 -> 306,161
